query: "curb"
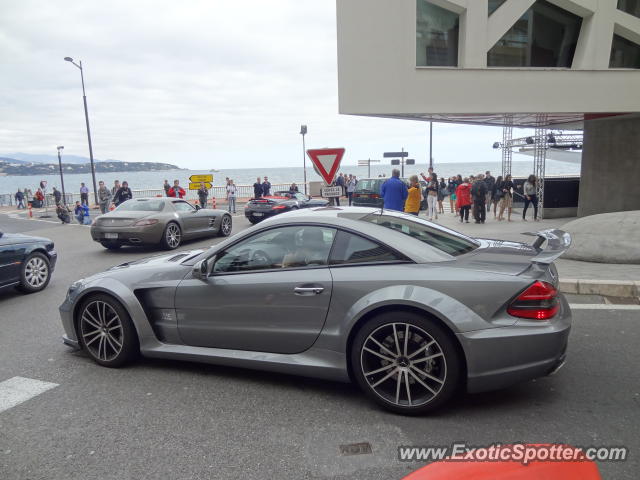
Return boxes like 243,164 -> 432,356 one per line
559,278 -> 640,299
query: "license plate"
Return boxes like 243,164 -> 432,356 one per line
253,213 -> 264,217
360,194 -> 369,198
104,233 -> 118,239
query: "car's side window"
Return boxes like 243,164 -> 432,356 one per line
213,226 -> 337,273
330,230 -> 405,265
173,201 -> 195,212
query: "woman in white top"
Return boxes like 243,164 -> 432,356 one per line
226,180 -> 237,214
346,175 -> 357,206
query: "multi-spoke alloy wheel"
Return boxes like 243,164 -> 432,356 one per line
163,223 -> 181,249
352,312 -> 461,415
77,295 -> 138,367
219,215 -> 232,237
18,252 -> 51,293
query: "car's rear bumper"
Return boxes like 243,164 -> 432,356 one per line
461,294 -> 572,393
244,210 -> 278,221
90,224 -> 165,245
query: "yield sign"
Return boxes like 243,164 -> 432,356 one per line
306,148 -> 345,185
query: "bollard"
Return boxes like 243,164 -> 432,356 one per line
109,204 -> 115,211
211,197 -> 217,209
28,204 -> 33,218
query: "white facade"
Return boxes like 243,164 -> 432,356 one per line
336,0 -> 640,127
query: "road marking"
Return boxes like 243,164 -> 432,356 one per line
0,376 -> 59,414
569,304 -> 640,310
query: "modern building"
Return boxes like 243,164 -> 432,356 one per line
336,0 -> 640,216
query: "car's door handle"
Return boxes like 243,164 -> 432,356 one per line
294,286 -> 324,295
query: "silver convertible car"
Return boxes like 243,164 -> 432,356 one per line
60,207 -> 572,414
91,198 -> 233,250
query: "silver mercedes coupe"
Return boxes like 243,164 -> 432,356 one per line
60,207 -> 572,414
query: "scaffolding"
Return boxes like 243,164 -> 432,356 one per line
533,114 -> 548,219
501,115 -> 513,178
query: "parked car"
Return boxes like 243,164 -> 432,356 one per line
90,198 -> 232,250
0,231 -> 57,293
60,207 -> 571,415
353,178 -> 427,210
244,191 -> 328,224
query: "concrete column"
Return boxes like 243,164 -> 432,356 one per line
578,115 -> 640,217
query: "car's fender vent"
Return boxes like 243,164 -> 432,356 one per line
168,253 -> 189,262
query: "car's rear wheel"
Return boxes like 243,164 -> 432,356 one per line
248,216 -> 261,225
351,311 -> 461,415
77,294 -> 138,367
100,241 -> 121,250
17,252 -> 51,293
161,222 -> 182,249
219,214 -> 232,237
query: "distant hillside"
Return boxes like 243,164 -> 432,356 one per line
0,159 -> 182,175
2,152 -> 101,164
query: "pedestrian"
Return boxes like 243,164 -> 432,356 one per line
447,177 -> 458,214
33,188 -> 44,208
56,204 -> 71,224
14,189 -> 24,209
262,176 -> 271,197
484,171 -> 495,212
253,177 -> 262,199
74,201 -> 84,224
289,183 -> 299,194
97,180 -> 112,214
498,174 -> 514,221
163,180 -> 171,197
113,181 -> 132,206
111,180 -> 121,201
491,176 -> 503,219
336,173 -> 345,198
455,178 -> 472,223
422,172 -> 439,221
471,174 -> 488,224
437,177 -> 447,214
404,175 -> 421,216
168,180 -> 185,199
226,180 -> 237,213
80,183 -> 89,205
380,169 -> 408,212
197,182 -> 209,208
522,174 -> 539,221
346,174 -> 357,206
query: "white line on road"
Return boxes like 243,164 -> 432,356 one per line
0,376 -> 59,414
569,304 -> 640,310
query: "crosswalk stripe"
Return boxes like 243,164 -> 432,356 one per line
0,376 -> 59,414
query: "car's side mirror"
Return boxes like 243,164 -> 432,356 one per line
192,259 -> 208,280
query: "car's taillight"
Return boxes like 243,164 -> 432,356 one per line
272,205 -> 287,210
507,281 -> 559,320
371,194 -> 380,199
133,219 -> 159,227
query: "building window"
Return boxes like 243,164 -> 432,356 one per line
487,0 -> 582,68
610,34 -> 640,68
618,0 -> 640,18
416,0 -> 459,67
489,0 -> 507,16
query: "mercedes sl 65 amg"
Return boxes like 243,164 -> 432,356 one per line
60,207 -> 571,414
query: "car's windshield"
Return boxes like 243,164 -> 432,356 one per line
361,213 -> 479,256
354,179 -> 382,193
116,199 -> 164,212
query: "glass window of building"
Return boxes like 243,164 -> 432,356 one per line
618,0 -> 640,18
487,0 -> 582,68
610,34 -> 640,68
416,0 -> 459,67
488,0 -> 507,16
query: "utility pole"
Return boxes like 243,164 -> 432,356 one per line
56,146 -> 67,205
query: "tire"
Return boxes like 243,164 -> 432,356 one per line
161,222 -> 182,250
76,294 -> 139,368
17,252 -> 51,293
100,242 -> 122,250
218,214 -> 232,237
248,216 -> 261,225
350,311 -> 461,415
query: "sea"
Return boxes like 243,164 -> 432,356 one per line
0,160 -> 580,195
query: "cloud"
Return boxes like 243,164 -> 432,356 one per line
0,0 -> 526,169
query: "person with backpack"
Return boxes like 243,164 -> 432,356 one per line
56,204 -> 71,224
97,181 -> 112,214
113,181 -> 132,206
471,174 -> 488,224
455,178 -> 472,223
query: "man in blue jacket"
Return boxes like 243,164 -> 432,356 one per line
380,169 -> 408,211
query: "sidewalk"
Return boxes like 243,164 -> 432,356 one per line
424,207 -> 640,298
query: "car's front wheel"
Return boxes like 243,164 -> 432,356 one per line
351,311 -> 461,415
77,294 -> 139,367
17,252 -> 51,293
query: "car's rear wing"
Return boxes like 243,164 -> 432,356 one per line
522,229 -> 572,265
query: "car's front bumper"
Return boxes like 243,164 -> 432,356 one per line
47,250 -> 58,271
462,293 -> 572,393
90,223 -> 165,245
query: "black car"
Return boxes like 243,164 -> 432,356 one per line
0,231 -> 57,293
244,191 -> 329,224
352,178 -> 428,210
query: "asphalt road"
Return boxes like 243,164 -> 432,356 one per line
0,212 -> 638,480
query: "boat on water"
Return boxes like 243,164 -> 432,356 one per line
209,169 -> 219,172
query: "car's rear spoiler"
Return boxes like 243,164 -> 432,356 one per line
522,229 -> 572,264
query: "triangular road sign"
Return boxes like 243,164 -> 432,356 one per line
306,148 -> 345,185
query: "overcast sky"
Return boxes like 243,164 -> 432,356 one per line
0,0 -> 516,169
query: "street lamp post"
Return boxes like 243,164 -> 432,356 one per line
300,125 -> 308,194
64,57 -> 98,205
56,146 -> 67,206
